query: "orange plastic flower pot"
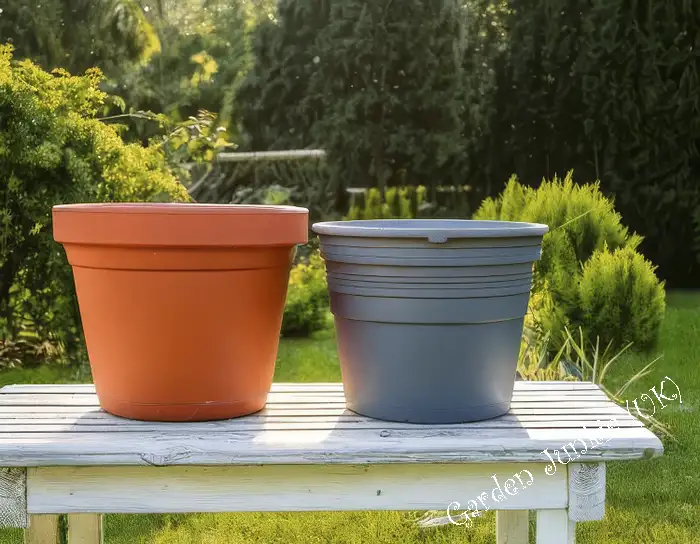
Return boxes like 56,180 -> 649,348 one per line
52,203 -> 308,422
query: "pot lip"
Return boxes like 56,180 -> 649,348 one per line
312,219 -> 549,240
53,203 -> 308,215
52,203 -> 309,247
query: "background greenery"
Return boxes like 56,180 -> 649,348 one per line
0,45 -> 189,361
0,2 -> 698,541
3,0 -> 698,285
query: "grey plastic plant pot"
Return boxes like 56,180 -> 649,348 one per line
312,219 -> 549,424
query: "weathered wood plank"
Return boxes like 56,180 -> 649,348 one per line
216,149 -> 327,162
568,463 -> 606,521
68,514 -> 103,544
0,404 -> 633,417
0,412 -> 642,429
0,467 -> 26,528
0,408 -> 637,420
496,510 -> 529,544
0,382 -> 602,396
0,425 -> 663,466
27,463 -> 567,513
0,408 -> 642,431
0,390 -> 608,405
0,421 -> 644,433
0,393 -> 611,407
24,514 -> 58,544
0,382 -> 611,404
2,381 -> 603,394
536,509 -> 575,544
0,387 -> 606,399
0,381 -> 661,467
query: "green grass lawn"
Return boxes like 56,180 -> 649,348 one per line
1,293 -> 699,543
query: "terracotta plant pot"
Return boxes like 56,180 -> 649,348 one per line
53,203 -> 308,422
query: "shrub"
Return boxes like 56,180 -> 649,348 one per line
0,45 -> 189,358
281,250 -> 330,337
475,171 -> 665,351
578,247 -> 666,351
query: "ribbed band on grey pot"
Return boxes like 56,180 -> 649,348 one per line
312,219 -> 549,424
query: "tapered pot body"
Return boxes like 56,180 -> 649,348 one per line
312,219 -> 548,424
53,203 -> 308,421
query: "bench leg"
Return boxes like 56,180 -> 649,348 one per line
536,510 -> 575,544
68,514 -> 103,544
496,510 -> 529,544
24,514 -> 59,544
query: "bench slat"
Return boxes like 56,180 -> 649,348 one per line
0,384 -> 608,396
0,393 -> 612,407
0,426 -> 661,466
0,415 -> 643,433
0,405 -> 633,419
1,381 -> 603,395
0,411 -> 639,424
0,382 -> 663,466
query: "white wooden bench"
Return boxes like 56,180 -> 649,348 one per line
0,381 -> 663,543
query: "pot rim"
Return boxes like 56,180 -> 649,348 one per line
312,219 -> 549,241
53,203 -> 308,215
53,203 -> 309,247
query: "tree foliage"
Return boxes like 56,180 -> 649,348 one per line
467,0 -> 700,286
3,0 -> 700,287
0,0 -> 159,77
0,45 -> 189,356
108,0 -> 254,142
237,0 -> 328,152
312,0 -> 469,193
239,0 -> 470,200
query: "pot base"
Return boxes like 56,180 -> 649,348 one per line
99,395 -> 267,422
346,400 -> 510,424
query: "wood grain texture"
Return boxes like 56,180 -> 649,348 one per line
536,510 -> 575,544
0,429 -> 663,467
0,414 -> 645,432
27,463 -> 567,514
0,412 -> 641,425
0,382 -> 663,466
1,382 -> 606,393
0,394 -> 612,406
568,463 -> 606,521
24,514 -> 58,544
0,405 -> 634,417
0,467 -> 26,528
496,510 -> 529,544
68,514 -> 103,544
